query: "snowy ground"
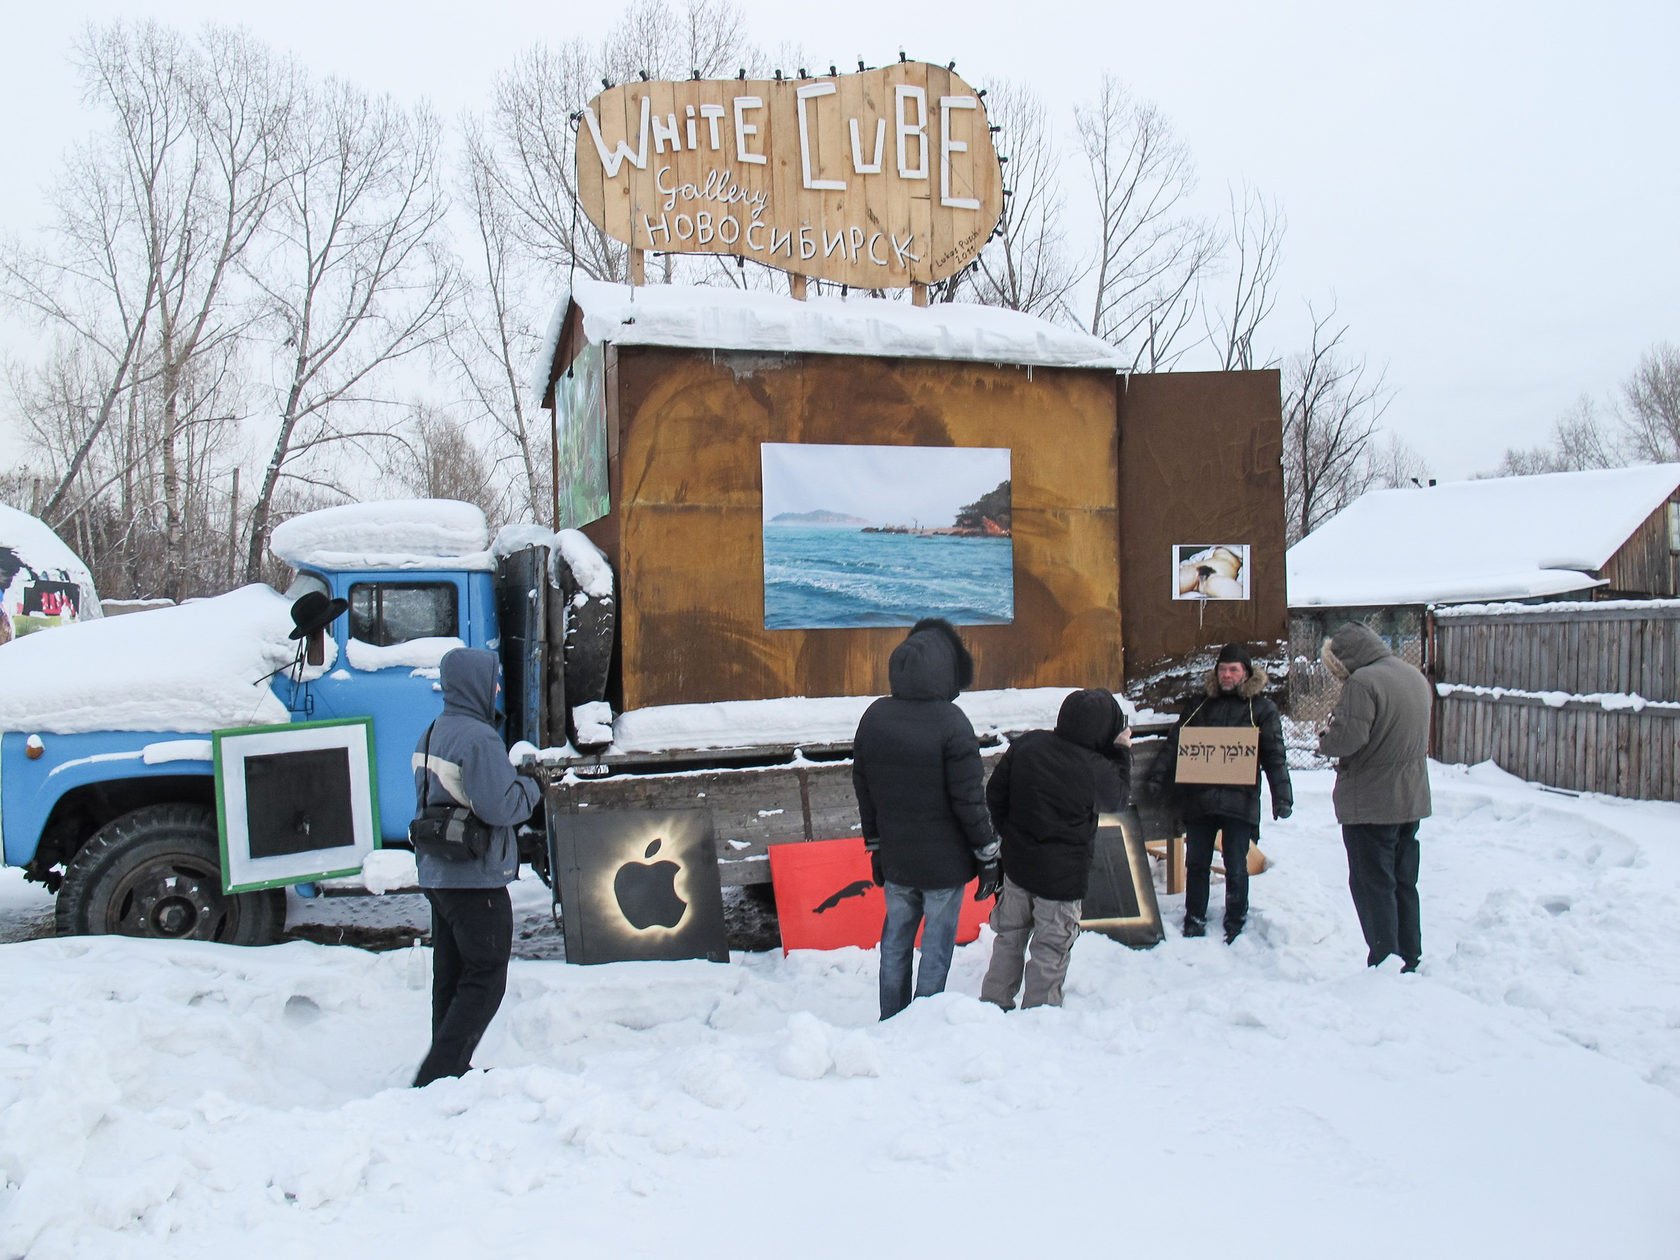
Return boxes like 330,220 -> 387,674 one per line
1,762 -> 1677,1258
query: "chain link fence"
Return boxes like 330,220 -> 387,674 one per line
1283,608 -> 1427,772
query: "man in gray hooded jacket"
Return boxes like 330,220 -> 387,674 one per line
411,648 -> 541,1086
1318,622 -> 1433,971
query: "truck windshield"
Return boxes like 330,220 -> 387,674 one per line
348,582 -> 458,646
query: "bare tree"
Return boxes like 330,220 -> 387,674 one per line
964,80 -> 1082,320
242,80 -> 454,579
1205,183 -> 1286,371
452,117 -> 552,522
1282,304 -> 1392,543
390,404 -> 505,525
1076,75 -> 1219,371
1618,341 -> 1680,462
478,2 -> 756,287
1369,434 -> 1431,489
1484,395 -> 1624,477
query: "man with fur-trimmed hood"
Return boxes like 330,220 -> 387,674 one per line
1146,642 -> 1292,942
853,617 -> 1000,1020
1318,621 -> 1433,972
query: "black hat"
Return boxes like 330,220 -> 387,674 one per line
1215,642 -> 1253,676
288,590 -> 349,640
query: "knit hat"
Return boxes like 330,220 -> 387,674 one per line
1215,642 -> 1254,677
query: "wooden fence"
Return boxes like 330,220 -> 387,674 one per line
1432,603 -> 1680,801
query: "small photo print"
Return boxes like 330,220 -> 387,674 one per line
1172,544 -> 1250,600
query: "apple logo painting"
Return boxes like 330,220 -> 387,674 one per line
613,837 -> 688,930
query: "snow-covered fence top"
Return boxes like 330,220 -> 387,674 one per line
1433,600 -> 1680,703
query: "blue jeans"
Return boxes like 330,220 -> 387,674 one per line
879,881 -> 965,1020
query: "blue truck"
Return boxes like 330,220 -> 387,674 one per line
0,501 -> 615,946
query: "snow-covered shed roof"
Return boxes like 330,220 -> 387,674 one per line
1287,464 -> 1680,608
535,277 -> 1126,395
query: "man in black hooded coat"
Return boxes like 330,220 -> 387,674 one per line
853,618 -> 1000,1020
1146,642 -> 1293,942
980,687 -> 1132,1009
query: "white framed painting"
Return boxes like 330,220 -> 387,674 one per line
213,718 -> 381,893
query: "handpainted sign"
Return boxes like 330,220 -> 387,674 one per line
575,62 -> 1004,287
1174,726 -> 1260,786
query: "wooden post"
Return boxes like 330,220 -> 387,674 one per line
629,249 -> 646,286
1167,834 -> 1185,895
790,274 -> 807,301
911,282 -> 929,307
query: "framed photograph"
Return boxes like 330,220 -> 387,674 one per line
1171,543 -> 1251,601
213,718 -> 381,893
761,442 -> 1014,629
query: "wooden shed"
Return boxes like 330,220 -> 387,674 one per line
539,280 -> 1287,713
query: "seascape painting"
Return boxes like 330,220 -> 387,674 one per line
760,443 -> 1014,630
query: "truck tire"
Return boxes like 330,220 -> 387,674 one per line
55,804 -> 285,946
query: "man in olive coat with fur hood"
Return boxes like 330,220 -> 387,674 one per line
1318,622 -> 1433,972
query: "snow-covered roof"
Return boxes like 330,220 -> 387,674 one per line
1,503 -> 102,625
270,500 -> 493,573
535,277 -> 1127,393
1287,464 -> 1680,608
0,584 -> 314,734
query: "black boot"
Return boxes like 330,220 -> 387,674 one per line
1182,915 -> 1206,938
1224,917 -> 1244,944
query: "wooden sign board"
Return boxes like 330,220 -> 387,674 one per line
1174,726 -> 1260,785
575,62 -> 1004,287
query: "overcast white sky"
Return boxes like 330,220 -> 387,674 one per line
3,0 -> 1675,481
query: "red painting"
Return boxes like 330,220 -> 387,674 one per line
768,836 -> 993,954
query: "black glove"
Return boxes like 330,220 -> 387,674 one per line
974,859 -> 1001,901
868,850 -> 884,886
1273,803 -> 1292,820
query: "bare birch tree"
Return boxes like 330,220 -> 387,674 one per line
1282,304 -> 1392,543
965,80 -> 1082,320
240,81 -> 454,579
1205,183 -> 1286,371
1618,341 -> 1680,462
1076,75 -> 1219,371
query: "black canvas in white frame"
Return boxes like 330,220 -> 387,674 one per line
214,718 -> 380,893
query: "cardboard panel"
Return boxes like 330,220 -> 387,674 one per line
549,807 -> 728,964
1118,371 -> 1288,675
768,835 -> 992,953
1174,726 -> 1260,785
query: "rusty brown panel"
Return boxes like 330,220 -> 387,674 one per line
1117,370 -> 1287,675
610,345 -> 1121,708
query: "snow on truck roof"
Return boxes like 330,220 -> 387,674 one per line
1,502 -> 102,621
536,277 -> 1128,393
1287,463 -> 1680,608
270,500 -> 494,572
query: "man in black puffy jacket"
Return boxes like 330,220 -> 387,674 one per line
980,688 -> 1132,1010
853,618 -> 1000,1020
1146,642 -> 1292,942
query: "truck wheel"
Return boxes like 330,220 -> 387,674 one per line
55,804 -> 285,946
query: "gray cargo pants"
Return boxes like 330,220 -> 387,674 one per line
980,875 -> 1082,1010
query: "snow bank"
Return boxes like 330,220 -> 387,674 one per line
270,500 -> 493,573
1,763 -> 1677,1256
1287,464 -> 1680,606
0,585 -> 320,734
535,278 -> 1128,396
